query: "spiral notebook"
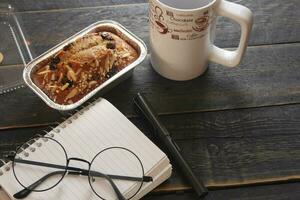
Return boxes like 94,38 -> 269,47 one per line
0,98 -> 172,200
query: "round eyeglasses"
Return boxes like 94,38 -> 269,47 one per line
12,136 -> 152,200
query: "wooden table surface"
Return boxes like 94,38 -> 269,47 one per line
1,0 -> 300,199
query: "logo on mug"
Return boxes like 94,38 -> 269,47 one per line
153,6 -> 169,34
192,11 -> 210,32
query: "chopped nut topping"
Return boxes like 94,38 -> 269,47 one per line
76,68 -> 82,76
58,72 -> 63,83
38,70 -> 51,75
121,52 -> 131,58
32,31 -> 138,105
100,32 -> 113,40
67,69 -> 77,82
51,74 -> 57,81
65,88 -> 78,101
61,83 -> 69,91
88,81 -> 97,88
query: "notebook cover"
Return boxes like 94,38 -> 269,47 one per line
0,98 -> 171,199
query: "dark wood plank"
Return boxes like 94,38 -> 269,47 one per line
0,65 -> 24,93
138,104 -> 300,188
16,4 -> 150,60
0,128 -> 37,158
0,15 -> 24,66
107,43 -> 300,117
144,182 -> 300,200
1,104 -> 300,189
0,43 -> 299,127
2,0 -> 299,65
11,0 -> 299,61
10,0 -> 147,12
133,104 -> 300,140
176,135 -> 300,187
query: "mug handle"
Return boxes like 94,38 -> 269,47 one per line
209,0 -> 253,67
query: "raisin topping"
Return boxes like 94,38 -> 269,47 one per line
52,56 -> 60,64
63,44 -> 72,51
49,56 -> 60,70
61,76 -> 73,87
33,32 -> 138,105
49,62 -> 57,70
61,76 -> 67,84
92,74 -> 100,81
100,32 -> 113,40
106,41 -> 116,49
66,79 -> 73,88
106,67 -> 119,78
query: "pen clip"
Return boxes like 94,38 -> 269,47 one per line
133,94 -> 170,137
133,95 -> 155,125
170,138 -> 181,152
133,96 -> 156,138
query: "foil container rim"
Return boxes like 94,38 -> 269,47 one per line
23,20 -> 147,111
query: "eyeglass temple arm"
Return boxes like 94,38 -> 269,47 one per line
13,159 -> 152,199
89,171 -> 152,182
14,159 -> 153,182
97,172 -> 126,200
13,170 -> 65,199
13,170 -> 125,200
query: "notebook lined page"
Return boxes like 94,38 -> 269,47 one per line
0,98 -> 167,200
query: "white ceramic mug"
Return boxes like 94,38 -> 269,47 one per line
149,0 -> 253,81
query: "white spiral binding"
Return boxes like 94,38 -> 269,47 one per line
0,84 -> 25,95
0,98 -> 100,176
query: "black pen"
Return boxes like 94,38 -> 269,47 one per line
133,93 -> 208,198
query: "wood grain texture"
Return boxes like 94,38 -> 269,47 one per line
0,65 -> 24,93
1,103 -> 300,190
9,0 -> 147,12
176,136 -> 300,186
132,104 -> 300,140
137,104 -> 300,188
144,182 -> 300,200
2,0 -> 299,65
0,16 -> 24,66
8,0 -> 299,62
1,1 -> 300,198
0,43 -> 299,128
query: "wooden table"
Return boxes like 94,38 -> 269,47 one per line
1,0 -> 300,199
